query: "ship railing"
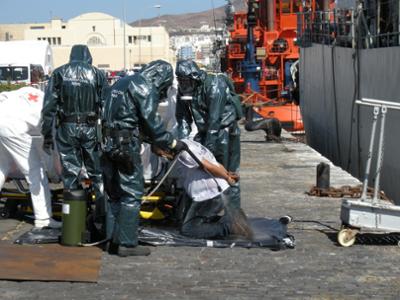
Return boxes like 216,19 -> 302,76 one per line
297,5 -> 400,49
297,9 -> 356,48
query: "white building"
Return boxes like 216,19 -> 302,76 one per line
0,12 -> 174,70
171,32 -> 216,66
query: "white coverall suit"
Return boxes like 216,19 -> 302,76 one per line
0,87 -> 52,221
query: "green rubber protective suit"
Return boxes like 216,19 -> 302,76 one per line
41,44 -> 109,222
175,60 -> 242,208
102,63 -> 175,247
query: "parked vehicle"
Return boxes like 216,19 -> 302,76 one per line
0,40 -> 53,85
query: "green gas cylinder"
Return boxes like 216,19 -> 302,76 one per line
61,189 -> 87,246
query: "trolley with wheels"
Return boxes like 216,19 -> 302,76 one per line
338,98 -> 400,247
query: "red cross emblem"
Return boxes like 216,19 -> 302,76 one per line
27,93 -> 39,102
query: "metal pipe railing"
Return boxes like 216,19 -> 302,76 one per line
356,98 -> 400,203
296,8 -> 400,49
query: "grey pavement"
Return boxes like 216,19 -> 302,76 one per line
1,128 -> 400,299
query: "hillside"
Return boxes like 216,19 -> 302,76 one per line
129,0 -> 246,33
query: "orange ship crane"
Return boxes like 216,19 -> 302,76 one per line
223,0 -> 315,131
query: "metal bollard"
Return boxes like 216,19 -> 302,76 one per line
316,162 -> 330,190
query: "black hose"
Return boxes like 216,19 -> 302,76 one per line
346,10 -> 362,178
331,44 -> 342,166
146,155 -> 180,198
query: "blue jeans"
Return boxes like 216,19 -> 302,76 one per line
181,191 -> 231,239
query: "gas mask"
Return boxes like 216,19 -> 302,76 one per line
158,86 -> 169,102
177,77 -> 197,100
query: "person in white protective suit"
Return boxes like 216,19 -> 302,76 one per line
0,86 -> 61,228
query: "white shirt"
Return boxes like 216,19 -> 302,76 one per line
175,139 -> 229,202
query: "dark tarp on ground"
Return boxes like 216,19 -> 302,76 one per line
15,218 -> 295,250
15,228 -> 61,244
139,218 -> 295,250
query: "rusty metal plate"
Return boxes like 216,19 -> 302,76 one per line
0,242 -> 102,282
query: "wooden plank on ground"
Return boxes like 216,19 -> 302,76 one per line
0,242 -> 102,282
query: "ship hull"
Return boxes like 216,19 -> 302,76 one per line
300,44 -> 400,204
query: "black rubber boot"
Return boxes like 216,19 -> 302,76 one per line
104,241 -> 119,254
279,215 -> 293,225
117,245 -> 151,257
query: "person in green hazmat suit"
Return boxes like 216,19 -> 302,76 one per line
102,60 -> 185,257
139,60 -> 174,111
175,60 -> 242,209
41,44 -> 108,229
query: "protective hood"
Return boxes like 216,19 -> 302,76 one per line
69,44 -> 93,65
175,60 -> 206,82
140,60 -> 173,95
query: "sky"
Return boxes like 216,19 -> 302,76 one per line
0,0 -> 227,24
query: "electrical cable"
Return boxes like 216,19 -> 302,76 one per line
355,10 -> 362,177
211,0 -> 218,40
346,9 -> 362,178
331,43 -> 343,166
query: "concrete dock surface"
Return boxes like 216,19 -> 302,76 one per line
1,128 -> 400,299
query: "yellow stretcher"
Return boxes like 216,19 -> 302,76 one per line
1,134 -> 181,221
0,180 -> 180,221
